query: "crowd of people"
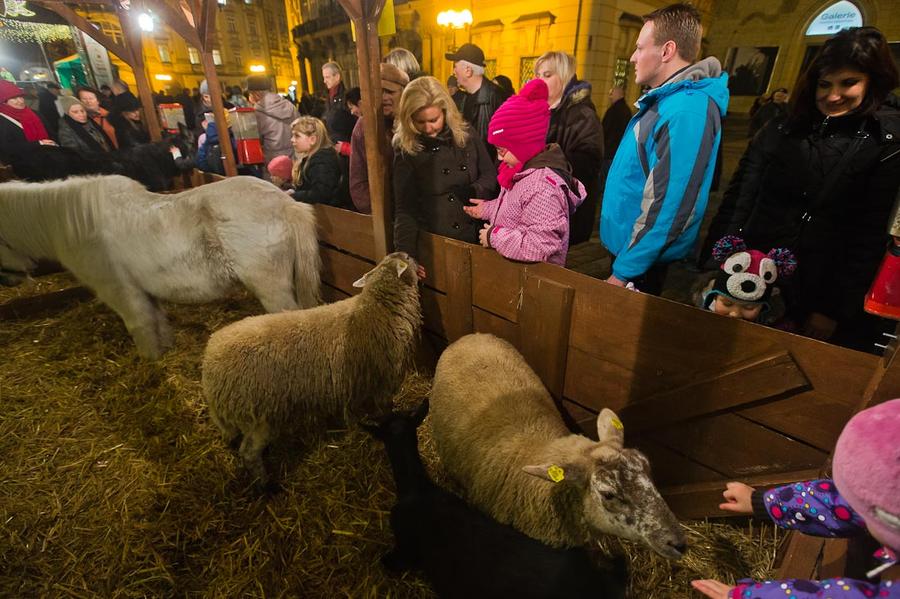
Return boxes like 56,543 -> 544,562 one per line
2,3 -> 898,357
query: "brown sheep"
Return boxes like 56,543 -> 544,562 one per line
202,252 -> 421,485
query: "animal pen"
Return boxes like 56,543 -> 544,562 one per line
2,0 -> 899,595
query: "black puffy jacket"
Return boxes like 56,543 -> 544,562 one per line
708,96 -> 900,351
290,147 -> 344,206
393,127 -> 498,258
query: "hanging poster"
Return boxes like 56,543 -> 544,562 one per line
724,46 -> 779,96
82,30 -> 115,88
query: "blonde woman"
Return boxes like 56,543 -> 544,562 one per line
392,76 -> 497,276
288,115 -> 344,206
384,47 -> 422,80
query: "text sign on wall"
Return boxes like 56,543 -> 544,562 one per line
805,1 -> 863,36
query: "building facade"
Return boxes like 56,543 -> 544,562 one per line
77,0 -> 299,95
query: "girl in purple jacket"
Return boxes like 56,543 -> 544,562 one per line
692,398 -> 900,598
463,78 -> 585,266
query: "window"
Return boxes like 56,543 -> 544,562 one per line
519,56 -> 539,85
188,47 -> 200,64
246,17 -> 258,36
227,17 -> 237,33
158,44 -> 171,63
233,50 -> 243,67
484,59 -> 497,80
93,20 -> 124,44
212,49 -> 222,66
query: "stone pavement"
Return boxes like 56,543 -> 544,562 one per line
564,115 -> 752,305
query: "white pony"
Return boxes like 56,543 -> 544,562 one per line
0,175 -> 321,359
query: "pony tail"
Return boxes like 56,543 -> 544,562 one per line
712,235 -> 747,263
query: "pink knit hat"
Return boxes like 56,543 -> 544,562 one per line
267,155 -> 293,181
832,398 -> 900,551
487,78 -> 550,165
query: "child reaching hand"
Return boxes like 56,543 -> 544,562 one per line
462,78 -> 585,266
692,398 -> 900,598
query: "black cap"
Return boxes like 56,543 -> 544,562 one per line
113,91 -> 142,112
445,43 -> 485,68
246,75 -> 272,92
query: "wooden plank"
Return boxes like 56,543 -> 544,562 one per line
417,232 -> 449,291
618,352 -> 811,435
519,275 -> 574,400
472,307 -> 519,347
560,397 -> 599,435
319,246 -> 372,296
115,1 -> 162,141
420,287 -> 449,340
150,0 -> 202,49
776,534 -> 825,580
442,239 -> 473,342
471,250 -> 523,322
0,287 -> 93,320
563,345 -> 648,413
314,205 -> 375,260
321,283 -> 350,304
648,413 -> 828,480
818,538 -> 849,579
660,468 -> 821,521
738,391 -> 854,453
632,438 -> 726,488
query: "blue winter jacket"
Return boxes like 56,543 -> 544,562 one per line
600,58 -> 729,281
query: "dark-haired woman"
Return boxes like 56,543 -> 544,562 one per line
709,27 -> 900,352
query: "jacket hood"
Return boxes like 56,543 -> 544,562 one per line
562,79 -> 593,106
256,92 -> 297,120
518,143 -> 586,213
643,57 -> 730,117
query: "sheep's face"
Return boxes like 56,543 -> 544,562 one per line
352,252 -> 418,289
523,409 -> 686,560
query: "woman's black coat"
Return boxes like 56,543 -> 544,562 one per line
708,96 -> 900,351
393,128 -> 498,258
290,147 -> 343,206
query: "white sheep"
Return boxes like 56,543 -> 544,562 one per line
429,333 -> 687,560
202,252 -> 421,485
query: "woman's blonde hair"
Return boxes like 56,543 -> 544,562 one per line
534,51 -> 576,87
290,116 -> 333,184
392,76 -> 468,155
384,47 -> 421,80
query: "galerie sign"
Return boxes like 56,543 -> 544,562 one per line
805,0 -> 863,36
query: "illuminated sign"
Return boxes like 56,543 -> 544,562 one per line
805,1 -> 862,36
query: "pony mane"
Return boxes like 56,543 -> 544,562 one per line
0,175 -> 146,260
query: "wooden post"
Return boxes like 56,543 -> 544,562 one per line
442,239 -> 474,342
115,2 -> 163,141
194,0 -> 238,177
337,0 -> 389,258
519,275 -> 575,400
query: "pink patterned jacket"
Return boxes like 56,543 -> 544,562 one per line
480,162 -> 586,266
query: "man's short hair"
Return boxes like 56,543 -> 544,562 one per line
456,60 -> 485,77
322,62 -> 342,75
643,3 -> 702,63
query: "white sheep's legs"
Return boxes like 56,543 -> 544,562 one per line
238,423 -> 272,485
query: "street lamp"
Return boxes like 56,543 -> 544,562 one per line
249,64 -> 266,73
436,9 -> 472,53
138,12 -> 154,32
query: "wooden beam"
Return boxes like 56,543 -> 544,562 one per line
33,1 -> 134,63
115,1 -> 162,141
618,351 -> 810,435
337,0 -> 390,258
198,0 -> 218,51
148,0 -> 202,49
199,49 -> 238,177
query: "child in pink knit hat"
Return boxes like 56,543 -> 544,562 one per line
267,155 -> 293,190
692,398 -> 900,599
463,78 -> 586,266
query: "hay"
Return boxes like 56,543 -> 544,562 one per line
0,280 -> 781,597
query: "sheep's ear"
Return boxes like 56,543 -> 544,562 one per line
522,461 -> 587,485
395,259 -> 409,278
352,265 -> 377,288
597,409 -> 625,448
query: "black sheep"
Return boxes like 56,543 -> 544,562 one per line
363,400 -> 628,599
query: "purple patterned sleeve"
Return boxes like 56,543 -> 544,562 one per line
731,578 -> 897,598
761,479 -> 867,538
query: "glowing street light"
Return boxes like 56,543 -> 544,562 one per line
154,74 -> 172,81
436,9 -> 472,29
138,12 -> 154,32
249,64 -> 266,73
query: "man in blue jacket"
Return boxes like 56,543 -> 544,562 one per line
600,3 -> 729,294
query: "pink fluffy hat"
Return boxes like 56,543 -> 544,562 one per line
833,397 -> 900,551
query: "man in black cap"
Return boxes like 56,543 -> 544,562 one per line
446,42 -> 509,157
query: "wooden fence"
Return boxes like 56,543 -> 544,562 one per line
313,203 -> 898,524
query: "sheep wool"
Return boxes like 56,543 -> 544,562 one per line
202,252 -> 422,484
429,333 -> 686,559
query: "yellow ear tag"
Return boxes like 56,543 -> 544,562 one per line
547,465 -> 565,483
610,417 -> 624,431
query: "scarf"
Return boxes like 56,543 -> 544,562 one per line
0,103 -> 49,142
63,114 -> 111,152
497,161 -> 524,190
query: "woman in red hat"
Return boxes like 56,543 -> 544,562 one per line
0,80 -> 56,163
